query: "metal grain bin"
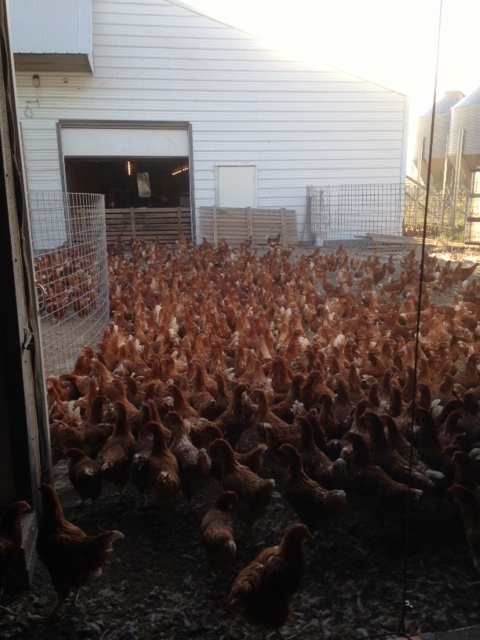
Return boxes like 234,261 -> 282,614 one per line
448,85 -> 480,188
413,90 -> 464,189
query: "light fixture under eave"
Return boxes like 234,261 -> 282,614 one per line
171,164 -> 189,176
32,74 -> 40,87
127,161 -> 131,176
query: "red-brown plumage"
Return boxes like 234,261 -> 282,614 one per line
97,401 -> 136,493
280,443 -> 346,531
228,523 -> 311,636
295,416 -> 347,489
200,491 -> 237,571
207,438 -> 275,532
66,448 -> 103,504
212,383 -> 250,447
360,411 -> 436,493
36,484 -> 123,619
343,431 -> 423,510
165,411 -> 211,505
144,421 -> 181,516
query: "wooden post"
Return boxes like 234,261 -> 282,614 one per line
176,206 -> 182,235
130,207 -> 136,241
0,0 -> 47,588
213,206 -> 218,246
281,208 -> 288,247
246,206 -> 253,239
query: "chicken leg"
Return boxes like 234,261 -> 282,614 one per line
28,596 -> 66,622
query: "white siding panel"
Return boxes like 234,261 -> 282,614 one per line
10,0 -> 92,54
20,120 -> 63,191
61,127 -> 188,156
13,0 -> 409,241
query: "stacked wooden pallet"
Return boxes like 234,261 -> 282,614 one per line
198,206 -> 298,247
105,207 -> 191,245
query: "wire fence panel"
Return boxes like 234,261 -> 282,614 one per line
308,183 -> 404,241
403,181 -> 470,239
308,181 -> 473,243
29,192 -> 109,377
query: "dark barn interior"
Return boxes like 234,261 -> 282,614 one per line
64,157 -> 190,209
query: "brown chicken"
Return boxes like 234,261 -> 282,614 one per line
80,390 -> 113,460
316,392 -> 343,440
361,411 -> 437,493
189,421 -> 225,450
200,491 -> 238,572
166,383 -> 199,421
165,411 -> 212,507
97,401 -> 136,494
448,484 -> 480,580
210,441 -> 268,482
414,406 -> 453,478
280,443 -> 346,532
332,376 -> 354,427
295,416 -> 347,489
382,413 -> 445,488
343,431 -> 423,511
188,360 -> 218,419
208,438 -> 275,535
36,483 -> 123,619
66,448 -> 103,505
452,451 -> 480,501
50,421 -> 85,466
228,523 -> 312,639
270,373 -> 306,424
130,424 -> 155,505
212,383 -> 250,447
144,421 -> 181,521
251,387 -> 295,441
0,501 -> 32,614
235,443 -> 268,475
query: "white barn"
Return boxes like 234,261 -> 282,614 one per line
8,0 -> 409,246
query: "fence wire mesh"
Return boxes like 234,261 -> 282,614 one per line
29,192 -> 109,377
308,180 -> 479,244
308,183 -> 404,241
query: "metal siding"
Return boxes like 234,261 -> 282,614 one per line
20,121 -> 63,191
450,104 -> 480,156
13,0 -> 408,237
9,0 -> 92,54
60,127 -> 189,156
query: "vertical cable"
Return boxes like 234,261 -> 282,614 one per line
396,0 -> 444,635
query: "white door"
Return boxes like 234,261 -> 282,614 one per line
217,165 -> 256,208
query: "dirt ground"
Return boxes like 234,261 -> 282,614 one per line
2,239 -> 480,640
1,446 -> 480,640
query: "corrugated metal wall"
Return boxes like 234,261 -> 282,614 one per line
11,0 -> 409,241
9,0 -> 92,55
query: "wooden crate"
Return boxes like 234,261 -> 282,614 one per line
198,206 -> 298,247
105,207 -> 191,245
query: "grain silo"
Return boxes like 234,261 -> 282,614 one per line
447,85 -> 480,243
413,90 -> 464,190
448,86 -> 480,187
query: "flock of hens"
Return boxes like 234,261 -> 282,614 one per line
2,234 -> 480,640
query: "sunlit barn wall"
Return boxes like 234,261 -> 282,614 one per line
10,0 -> 409,242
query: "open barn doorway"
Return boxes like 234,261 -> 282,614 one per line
64,157 -> 190,209
60,123 -> 193,244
